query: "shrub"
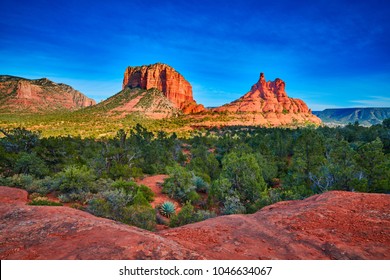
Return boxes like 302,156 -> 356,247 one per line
221,196 -> 246,215
192,175 -> 209,193
169,202 -> 195,227
57,165 -> 95,194
132,189 -> 150,207
137,184 -> 155,202
112,179 -> 154,202
87,197 -> 110,217
87,189 -> 132,220
123,205 -> 156,231
58,192 -> 91,203
0,176 -> 12,186
163,165 -> 197,203
169,202 -> 216,227
221,151 -> 267,205
28,197 -> 63,206
108,163 -> 132,180
32,176 -> 59,194
194,210 -> 216,221
8,174 -> 35,191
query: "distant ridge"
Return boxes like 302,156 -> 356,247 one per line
0,75 -> 96,113
313,107 -> 390,126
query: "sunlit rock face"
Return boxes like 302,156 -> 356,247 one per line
122,63 -> 205,114
0,75 -> 96,112
214,72 -> 321,125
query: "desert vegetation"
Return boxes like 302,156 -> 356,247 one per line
0,120 -> 389,231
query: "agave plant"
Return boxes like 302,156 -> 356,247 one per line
159,201 -> 176,218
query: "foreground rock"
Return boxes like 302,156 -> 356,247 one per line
0,76 -> 96,112
0,187 -> 201,260
162,191 -> 390,259
1,187 -> 388,259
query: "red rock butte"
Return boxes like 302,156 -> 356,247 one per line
214,72 -> 321,125
122,63 -> 205,114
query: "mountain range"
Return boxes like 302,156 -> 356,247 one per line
11,63 -> 390,127
313,108 -> 390,126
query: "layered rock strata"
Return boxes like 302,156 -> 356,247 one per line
122,63 -> 205,114
0,76 -> 96,112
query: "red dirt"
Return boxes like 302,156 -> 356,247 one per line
1,187 -> 389,260
137,175 -> 181,212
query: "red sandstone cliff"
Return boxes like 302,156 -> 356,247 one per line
0,76 -> 96,112
122,63 -> 205,114
213,73 -> 321,126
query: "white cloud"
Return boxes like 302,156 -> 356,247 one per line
350,96 -> 390,107
307,103 -> 341,111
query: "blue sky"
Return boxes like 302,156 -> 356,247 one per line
1,0 -> 389,110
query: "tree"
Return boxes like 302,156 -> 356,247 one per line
0,128 -> 40,153
14,152 -> 49,178
356,138 -> 389,193
221,151 -> 267,205
287,129 -> 326,191
162,165 -> 199,203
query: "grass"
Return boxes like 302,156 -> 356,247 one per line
28,197 -> 63,206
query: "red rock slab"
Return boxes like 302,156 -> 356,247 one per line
161,191 -> 390,260
0,186 -> 202,260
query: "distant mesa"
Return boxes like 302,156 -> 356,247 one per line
0,75 -> 96,112
213,72 -> 321,126
122,63 -> 206,115
313,107 -> 390,126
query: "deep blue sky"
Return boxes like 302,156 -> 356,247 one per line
1,0 -> 389,110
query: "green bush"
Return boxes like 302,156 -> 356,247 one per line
132,189 -> 150,207
87,189 -> 132,220
57,165 -> 95,194
169,202 -> 195,227
87,197 -> 110,217
221,196 -> 246,215
163,165 -> 198,203
28,197 -> 63,206
8,174 -> 35,191
123,205 -> 156,231
14,152 -> 49,178
192,175 -> 209,193
194,210 -> 216,221
112,179 -> 154,202
169,202 -> 216,227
